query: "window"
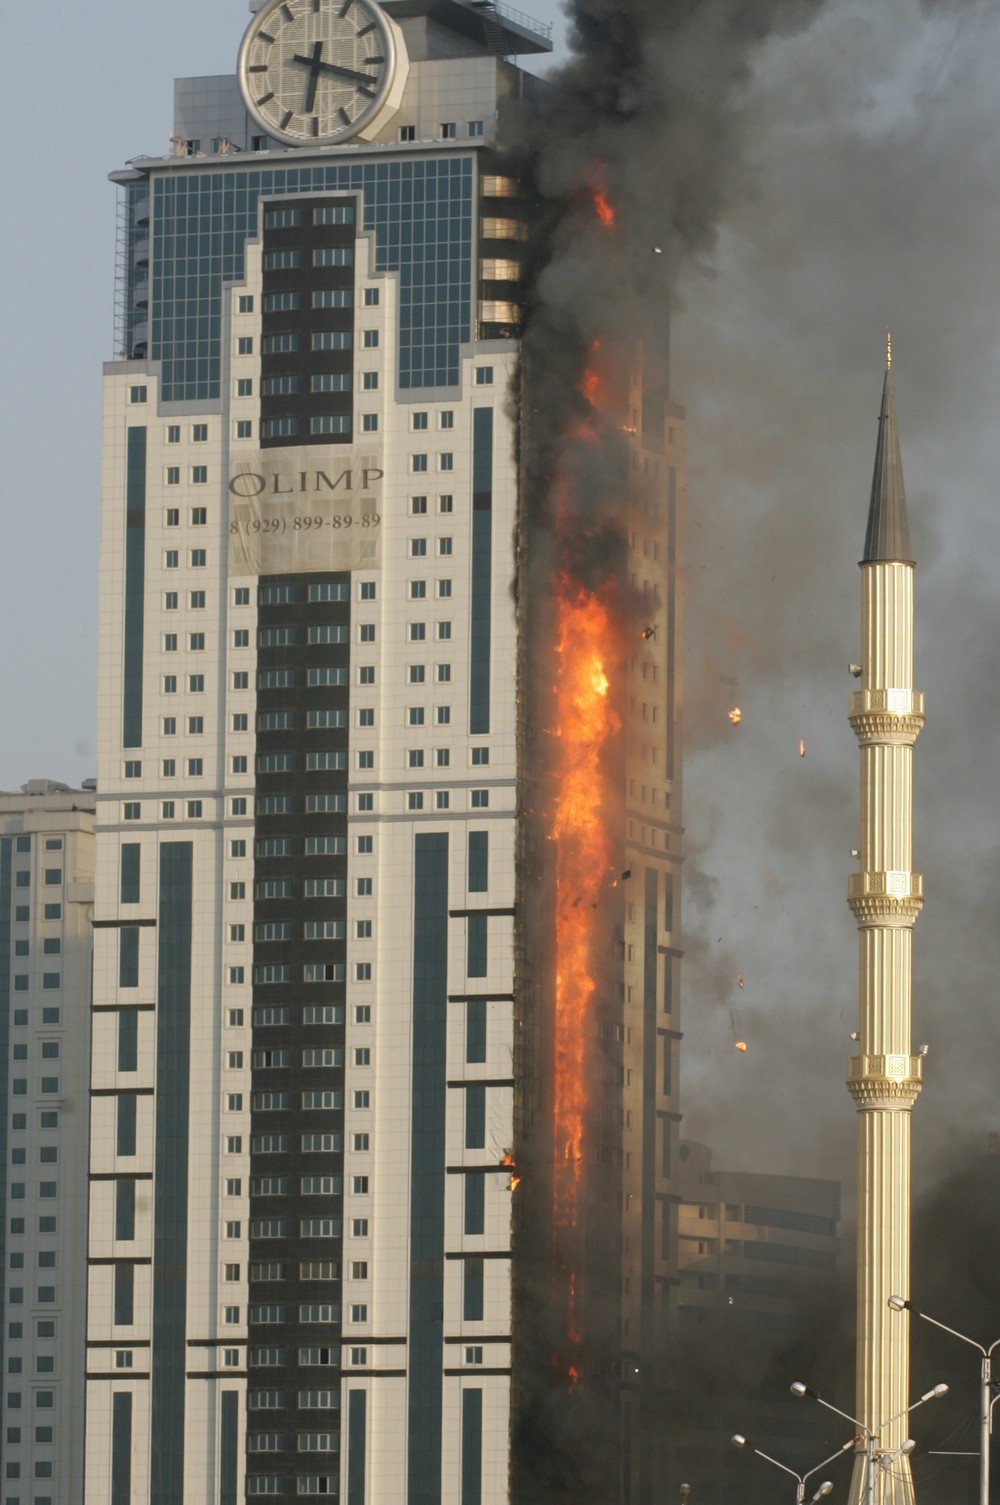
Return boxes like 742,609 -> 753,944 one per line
236,419 -> 252,439
410,580 -> 427,600
313,247 -> 354,266
165,550 -> 179,569
192,423 -> 208,442
312,331 -> 352,351
438,536 -> 453,554
439,495 -> 453,514
189,675 -> 204,692
439,455 -> 454,473
192,466 -> 208,485
167,424 -> 181,443
441,122 -> 457,138
358,666 -> 375,686
362,371 -> 378,390
472,747 -> 490,765
361,413 -> 378,432
472,789 -> 490,808
188,633 -> 205,651
237,377 -> 253,396
264,248 -> 301,270
312,290 -> 353,309
166,467 -> 181,487
469,119 -> 485,137
123,804 -> 140,822
163,716 -> 176,735
261,327 -> 303,358
399,123 -> 416,141
435,791 -> 450,809
261,374 -> 299,397
311,372 -> 351,392
440,411 -> 455,429
233,671 -> 249,689
476,366 -> 494,385
238,295 -> 254,313
408,707 -> 425,725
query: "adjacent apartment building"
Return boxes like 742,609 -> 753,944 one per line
0,780 -> 96,1505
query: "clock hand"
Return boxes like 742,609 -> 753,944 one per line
287,41 -> 325,113
290,54 -> 378,89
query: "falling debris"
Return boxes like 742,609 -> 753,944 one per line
641,625 -> 655,640
620,870 -> 631,882
729,706 -> 742,725
800,738 -> 806,757
735,1040 -> 748,1053
737,974 -> 744,989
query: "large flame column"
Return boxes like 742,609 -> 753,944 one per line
846,348 -> 925,1505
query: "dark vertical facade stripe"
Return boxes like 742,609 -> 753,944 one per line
121,843 -> 141,903
247,572 -> 350,1493
119,928 -> 140,989
112,1391 -> 133,1505
467,831 -> 488,893
469,409 -> 493,735
0,839 -> 11,1339
460,1389 -> 483,1505
117,1093 -> 137,1156
220,1390 -> 239,1505
260,197 -> 358,449
408,833 -> 449,1505
123,426 -> 147,748
116,1178 -> 136,1241
463,1172 -> 485,1235
347,1389 -> 367,1505
151,841 -> 193,1505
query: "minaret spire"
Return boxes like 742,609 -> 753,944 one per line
863,336 -> 912,564
846,350 -> 925,1505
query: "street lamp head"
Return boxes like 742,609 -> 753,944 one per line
813,1485 -> 834,1501
901,1439 -> 916,1456
887,1294 -> 909,1312
929,1383 -> 949,1399
731,1435 -> 747,1450
791,1381 -> 816,1399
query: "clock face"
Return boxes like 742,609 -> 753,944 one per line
238,0 -> 405,146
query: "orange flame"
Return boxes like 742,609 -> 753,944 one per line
551,582 -> 619,1234
729,706 -> 742,725
735,1040 -> 748,1053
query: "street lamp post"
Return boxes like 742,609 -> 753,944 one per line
888,1294 -> 1000,1505
791,1380 -> 947,1505
731,1431 -> 849,1504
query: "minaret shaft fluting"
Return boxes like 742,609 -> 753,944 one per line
846,356 -> 923,1505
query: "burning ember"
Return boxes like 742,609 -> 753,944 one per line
729,706 -> 742,725
593,188 -> 615,227
735,1040 -> 748,1053
800,738 -> 806,757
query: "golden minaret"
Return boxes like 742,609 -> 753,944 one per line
845,339 -> 925,1505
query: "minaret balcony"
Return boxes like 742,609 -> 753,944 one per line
849,687 -> 924,744
847,869 -> 923,927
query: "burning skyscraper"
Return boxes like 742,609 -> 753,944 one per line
84,2 -> 685,1501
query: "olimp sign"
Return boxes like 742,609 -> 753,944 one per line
228,446 -> 384,576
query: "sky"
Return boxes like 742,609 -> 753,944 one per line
5,0 -> 1000,1189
